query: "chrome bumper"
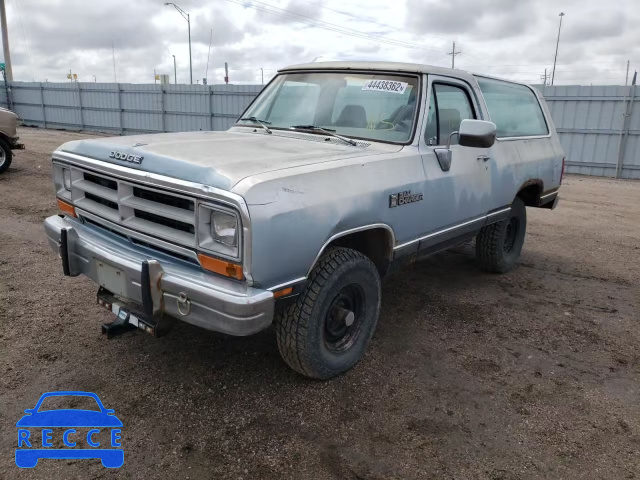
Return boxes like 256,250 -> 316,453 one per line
43,214 -> 274,336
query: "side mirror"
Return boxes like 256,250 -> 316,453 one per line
458,119 -> 497,148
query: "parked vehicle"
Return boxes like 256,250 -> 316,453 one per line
43,62 -> 563,379
0,107 -> 24,173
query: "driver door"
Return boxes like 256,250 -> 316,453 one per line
416,75 -> 492,251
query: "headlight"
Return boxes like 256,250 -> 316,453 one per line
197,204 -> 241,259
212,210 -> 237,247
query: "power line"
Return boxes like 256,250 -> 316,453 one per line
293,0 -> 456,45
223,0 -> 449,57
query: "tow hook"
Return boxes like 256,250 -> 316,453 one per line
176,292 -> 191,316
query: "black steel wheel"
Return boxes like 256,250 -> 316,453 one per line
275,247 -> 381,379
476,197 -> 527,273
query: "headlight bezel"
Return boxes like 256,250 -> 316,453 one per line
197,203 -> 242,260
52,163 -> 73,201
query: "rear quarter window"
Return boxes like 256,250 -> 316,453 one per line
476,77 -> 549,138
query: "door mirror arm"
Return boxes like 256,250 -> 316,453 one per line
434,130 -> 459,172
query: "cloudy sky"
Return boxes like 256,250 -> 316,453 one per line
2,0 -> 639,85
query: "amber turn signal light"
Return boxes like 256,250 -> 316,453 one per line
57,198 -> 77,218
197,253 -> 244,280
273,287 -> 293,299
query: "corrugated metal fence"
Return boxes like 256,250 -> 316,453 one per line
0,81 -> 263,134
1,81 -> 638,179
537,84 -> 640,179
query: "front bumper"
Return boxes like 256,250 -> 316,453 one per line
43,214 -> 274,336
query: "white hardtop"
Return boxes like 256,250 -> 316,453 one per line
279,61 -> 531,89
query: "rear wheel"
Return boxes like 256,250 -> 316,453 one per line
476,197 -> 527,273
275,247 -> 381,379
0,138 -> 12,174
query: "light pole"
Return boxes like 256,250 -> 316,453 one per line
172,55 -> 177,84
260,68 -> 264,84
165,3 -> 192,84
551,12 -> 565,86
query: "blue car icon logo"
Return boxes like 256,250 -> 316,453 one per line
16,391 -> 123,468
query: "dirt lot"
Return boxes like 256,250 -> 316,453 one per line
1,127 -> 639,479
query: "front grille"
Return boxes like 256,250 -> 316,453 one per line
134,209 -> 195,234
84,172 -> 117,190
85,191 -> 118,210
133,187 -> 194,211
70,167 -> 197,248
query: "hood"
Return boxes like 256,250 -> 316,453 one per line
58,129 -> 398,191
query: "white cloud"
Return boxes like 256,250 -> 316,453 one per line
1,0 -> 639,85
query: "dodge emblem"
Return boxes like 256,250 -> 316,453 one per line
109,151 -> 143,164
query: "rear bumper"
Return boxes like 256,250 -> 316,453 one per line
43,214 -> 274,336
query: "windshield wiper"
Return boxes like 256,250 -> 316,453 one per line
239,116 -> 272,134
289,125 -> 357,146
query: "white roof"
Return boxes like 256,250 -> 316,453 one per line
279,61 -> 477,83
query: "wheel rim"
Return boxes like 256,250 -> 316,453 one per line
324,284 -> 365,352
503,217 -> 519,253
0,148 -> 5,168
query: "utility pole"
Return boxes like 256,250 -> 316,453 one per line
172,55 -> 177,84
205,29 -> 212,85
551,12 -> 565,86
625,60 -> 630,86
260,67 -> 264,85
540,68 -> 549,86
165,3 -> 192,84
0,0 -> 13,81
111,42 -> 117,82
447,41 -> 461,69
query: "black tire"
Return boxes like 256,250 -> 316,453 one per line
275,247 -> 381,379
476,197 -> 527,273
0,138 -> 12,174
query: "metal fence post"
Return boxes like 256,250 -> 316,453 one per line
160,86 -> 166,132
116,83 -> 124,135
40,82 -> 47,129
209,87 -> 214,131
616,83 -> 637,179
77,81 -> 84,130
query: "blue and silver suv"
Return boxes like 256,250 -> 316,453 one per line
44,61 -> 563,379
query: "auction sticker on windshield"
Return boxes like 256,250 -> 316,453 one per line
362,79 -> 408,94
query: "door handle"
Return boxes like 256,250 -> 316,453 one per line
477,154 -> 490,162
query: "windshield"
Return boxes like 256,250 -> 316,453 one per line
238,72 -> 420,144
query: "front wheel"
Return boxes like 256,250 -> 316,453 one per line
476,197 -> 527,273
0,138 -> 13,174
275,247 -> 381,379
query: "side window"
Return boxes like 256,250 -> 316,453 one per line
476,77 -> 549,138
425,83 -> 476,146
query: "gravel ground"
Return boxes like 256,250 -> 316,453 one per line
1,127 -> 639,480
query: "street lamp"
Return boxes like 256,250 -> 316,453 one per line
551,12 -> 565,86
172,54 -> 177,84
165,2 -> 192,85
